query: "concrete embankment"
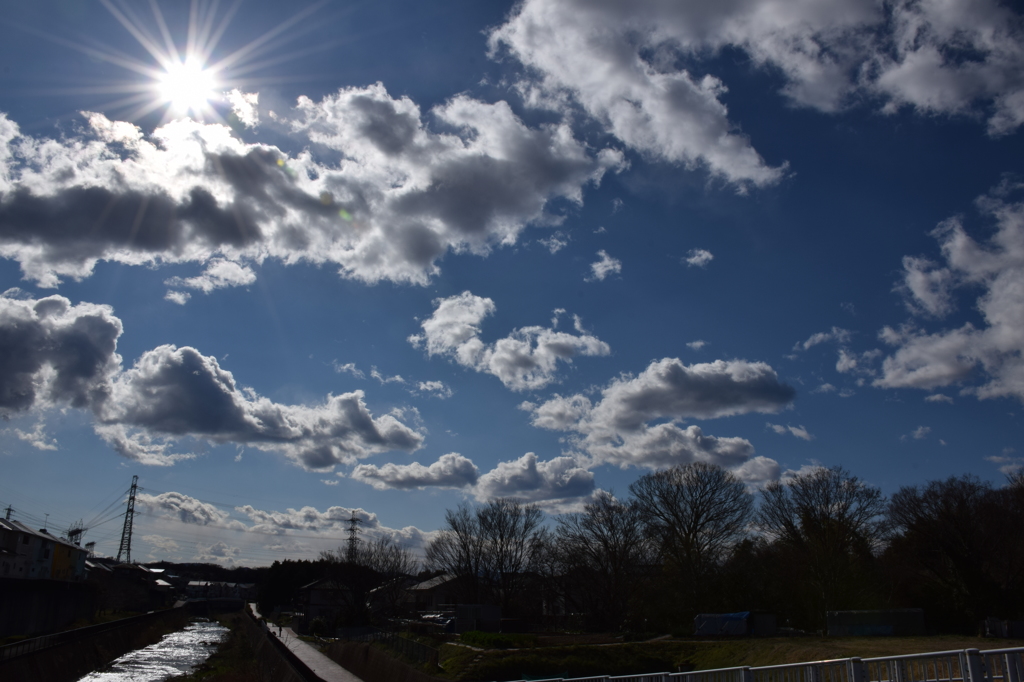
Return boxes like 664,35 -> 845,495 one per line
0,606 -> 190,682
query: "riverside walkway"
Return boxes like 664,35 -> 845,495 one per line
250,603 -> 364,682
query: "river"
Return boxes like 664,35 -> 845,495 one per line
75,618 -> 229,682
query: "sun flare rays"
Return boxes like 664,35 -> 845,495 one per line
21,0 -> 329,127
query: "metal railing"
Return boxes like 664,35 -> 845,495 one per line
505,647 -> 1024,682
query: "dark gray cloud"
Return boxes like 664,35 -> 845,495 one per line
0,294 -> 121,413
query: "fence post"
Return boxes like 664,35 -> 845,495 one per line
742,666 -> 755,682
1005,652 -> 1022,682
849,658 -> 865,682
964,649 -> 986,682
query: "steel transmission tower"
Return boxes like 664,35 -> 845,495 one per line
346,512 -> 361,563
116,475 -> 139,563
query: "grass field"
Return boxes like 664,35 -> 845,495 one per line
438,635 -> 1024,682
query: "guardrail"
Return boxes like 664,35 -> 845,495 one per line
507,647 -> 1024,682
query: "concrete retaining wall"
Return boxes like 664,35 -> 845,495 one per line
0,607 -> 189,682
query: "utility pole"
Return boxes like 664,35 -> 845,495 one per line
3,505 -> 11,520
116,475 -> 139,563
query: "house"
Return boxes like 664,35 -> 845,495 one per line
405,574 -> 461,612
0,519 -> 87,581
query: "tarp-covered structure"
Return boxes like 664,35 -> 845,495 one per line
694,612 -> 777,636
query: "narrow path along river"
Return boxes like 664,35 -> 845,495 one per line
75,618 -> 229,682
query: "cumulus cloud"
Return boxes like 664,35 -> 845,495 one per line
137,492 -> 244,529
409,291 -> 610,391
587,250 -> 622,281
0,83 -> 622,287
685,249 -> 714,268
766,423 -> 815,441
490,0 -> 787,188
524,357 -> 794,479
472,452 -> 595,503
0,293 -> 423,468
925,393 -> 953,403
687,340 -> 707,350
351,452 -> 479,490
875,186 -> 1024,402
489,0 -> 1024,193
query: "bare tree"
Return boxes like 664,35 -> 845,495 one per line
756,465 -> 887,629
425,503 -> 487,603
553,491 -> 653,631
425,498 -> 546,615
630,462 -> 753,615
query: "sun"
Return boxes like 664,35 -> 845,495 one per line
156,57 -> 219,117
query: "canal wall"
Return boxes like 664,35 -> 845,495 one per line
0,606 -> 191,682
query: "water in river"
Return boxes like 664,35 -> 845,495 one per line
76,618 -> 229,682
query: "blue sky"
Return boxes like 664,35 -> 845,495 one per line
1,0 -> 1022,566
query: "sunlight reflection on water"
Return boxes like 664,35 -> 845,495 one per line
77,619 -> 229,682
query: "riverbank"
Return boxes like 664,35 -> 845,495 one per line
435,635 -> 1024,681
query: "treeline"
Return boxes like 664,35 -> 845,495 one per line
426,463 -> 1024,635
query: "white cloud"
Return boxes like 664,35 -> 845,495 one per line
925,393 -> 953,403
164,259 -> 257,296
797,326 -> 853,351
333,362 -> 365,379
586,249 -> 621,281
912,425 -> 931,440
686,340 -> 707,350
7,420 -> 58,451
876,186 -> 1024,402
685,249 -> 714,268
137,492 -> 245,529
226,89 -> 259,128
409,291 -> 610,391
489,0 -> 788,188
767,423 -> 815,441
0,293 -> 423,468
164,291 -> 191,305
490,0 -> 1024,192
351,452 -> 479,490
813,383 -> 837,394
371,368 -> 406,385
0,83 -> 623,288
539,231 -> 569,253
415,380 -> 453,399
